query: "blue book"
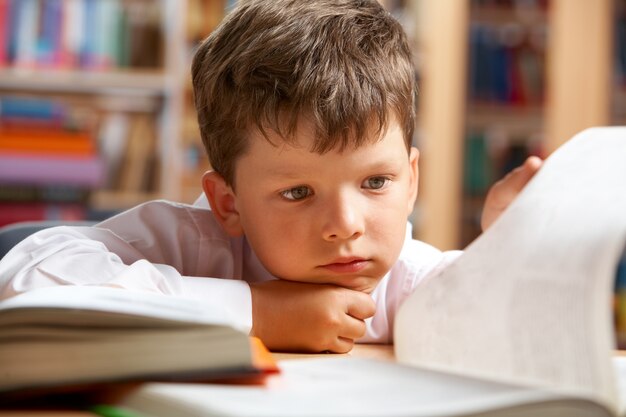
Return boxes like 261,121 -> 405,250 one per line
0,96 -> 65,120
37,0 -> 63,66
81,0 -> 97,68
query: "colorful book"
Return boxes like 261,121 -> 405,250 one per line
0,152 -> 105,187
0,96 -> 66,121
0,127 -> 96,155
0,201 -> 85,227
0,0 -> 9,67
0,184 -> 89,203
12,0 -> 39,69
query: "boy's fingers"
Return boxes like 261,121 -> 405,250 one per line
331,336 -> 356,354
489,155 -> 543,209
525,155 -> 543,171
345,291 -> 376,320
506,156 -> 543,193
341,315 -> 367,340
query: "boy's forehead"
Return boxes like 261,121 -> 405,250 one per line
240,118 -> 408,169
244,113 -> 402,154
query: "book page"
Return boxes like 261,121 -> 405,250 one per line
613,356 -> 626,416
0,285 -> 237,327
122,357 -> 611,417
396,127 -> 626,414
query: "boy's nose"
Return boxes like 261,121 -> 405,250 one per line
321,194 -> 365,241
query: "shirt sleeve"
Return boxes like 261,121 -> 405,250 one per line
0,202 -> 253,333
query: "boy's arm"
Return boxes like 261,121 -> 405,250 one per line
249,280 -> 376,353
481,156 -> 543,231
0,225 -> 254,331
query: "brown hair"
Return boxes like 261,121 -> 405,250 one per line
191,0 -> 416,186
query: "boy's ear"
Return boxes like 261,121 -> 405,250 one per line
202,171 -> 244,237
407,147 -> 419,214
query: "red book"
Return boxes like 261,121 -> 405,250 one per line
0,0 -> 9,67
0,201 -> 86,227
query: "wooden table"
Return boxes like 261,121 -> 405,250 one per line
274,343 -> 395,362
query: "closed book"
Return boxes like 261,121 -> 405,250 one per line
0,127 -> 97,156
0,96 -> 66,121
0,184 -> 89,203
0,201 -> 85,227
0,286 -> 278,396
0,127 -> 96,155
0,152 -> 105,187
0,0 -> 9,66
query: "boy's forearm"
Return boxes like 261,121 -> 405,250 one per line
0,227 -> 254,334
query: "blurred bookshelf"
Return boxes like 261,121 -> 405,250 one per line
411,0 -> 614,250
0,0 -> 618,241
0,0 -> 193,226
460,0 -> 549,247
614,0 -> 626,125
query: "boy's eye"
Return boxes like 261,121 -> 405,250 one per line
280,186 -> 313,201
363,176 -> 389,190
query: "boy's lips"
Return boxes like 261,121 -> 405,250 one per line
319,257 -> 370,274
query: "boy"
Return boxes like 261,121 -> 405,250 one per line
0,0 -> 540,353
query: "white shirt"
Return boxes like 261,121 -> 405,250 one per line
0,198 -> 461,343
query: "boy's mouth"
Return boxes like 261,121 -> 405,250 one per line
319,257 -> 370,274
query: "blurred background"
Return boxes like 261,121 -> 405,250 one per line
0,0 -> 621,250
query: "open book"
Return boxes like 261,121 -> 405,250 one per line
0,285 -> 277,397
114,126 -> 626,417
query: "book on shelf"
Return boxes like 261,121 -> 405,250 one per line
0,0 -> 8,67
616,6 -> 626,87
615,255 -> 626,349
112,127 -> 626,417
0,285 -> 278,398
0,95 -> 66,121
468,19 -> 546,106
0,184 -> 90,204
0,125 -> 97,155
0,201 -> 86,228
2,0 -> 163,71
0,152 -> 105,188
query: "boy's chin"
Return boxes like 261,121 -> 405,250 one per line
279,275 -> 383,294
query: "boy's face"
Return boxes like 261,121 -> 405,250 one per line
206,118 -> 418,294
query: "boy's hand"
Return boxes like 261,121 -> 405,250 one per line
249,280 -> 376,353
481,156 -> 543,231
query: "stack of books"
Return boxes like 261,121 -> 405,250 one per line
0,95 -> 105,226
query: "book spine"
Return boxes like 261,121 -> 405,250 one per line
468,21 -> 545,106
80,0 -> 96,68
60,0 -> 83,68
0,131 -> 97,155
0,152 -> 105,187
0,184 -> 89,203
3,0 -> 164,71
13,0 -> 39,69
0,96 -> 65,121
0,0 -> 9,67
617,13 -> 626,86
615,250 -> 626,349
37,0 -> 57,67
0,201 -> 86,228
